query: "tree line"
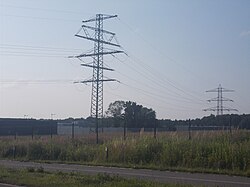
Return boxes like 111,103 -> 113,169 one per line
61,100 -> 250,130
102,101 -> 250,130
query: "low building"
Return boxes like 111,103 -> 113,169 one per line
0,118 -> 57,136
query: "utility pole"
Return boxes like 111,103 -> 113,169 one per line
229,115 -> 232,135
123,114 -> 126,141
154,119 -> 157,139
31,123 -> 34,140
70,14 -> 123,144
50,113 -> 56,139
72,121 -> 75,140
204,84 -> 238,116
188,119 -> 191,140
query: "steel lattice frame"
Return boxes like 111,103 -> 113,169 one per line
204,84 -> 238,116
71,14 -> 123,144
91,14 -> 104,120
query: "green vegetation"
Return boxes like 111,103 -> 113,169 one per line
0,167 -> 191,187
0,130 -> 250,177
98,100 -> 250,129
105,100 -> 156,128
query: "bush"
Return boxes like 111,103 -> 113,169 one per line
27,142 -> 49,160
26,167 -> 35,172
36,166 -> 44,173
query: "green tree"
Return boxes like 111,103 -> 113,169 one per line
105,101 -> 126,127
105,101 -> 156,128
105,100 -> 126,118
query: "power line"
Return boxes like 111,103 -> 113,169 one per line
0,44 -> 82,51
113,53 -> 204,104
0,50 -> 71,56
127,54 -> 205,102
2,9 -> 206,104
109,56 -> 204,105
0,53 -> 66,58
105,90 -> 201,113
120,82 -> 203,108
111,43 -> 206,103
0,80 -> 76,84
117,17 -> 210,82
2,14 -> 79,23
116,17 -> 208,100
0,4 -> 93,15
115,68 -> 202,105
0,44 -> 83,58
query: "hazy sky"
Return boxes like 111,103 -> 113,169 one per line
0,0 -> 249,120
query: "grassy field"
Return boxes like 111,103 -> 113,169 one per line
0,167 -> 192,187
0,130 -> 249,177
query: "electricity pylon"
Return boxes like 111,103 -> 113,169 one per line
204,84 -> 238,115
70,14 -> 123,144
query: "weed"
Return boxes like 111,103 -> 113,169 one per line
36,166 -> 44,173
26,167 -> 35,172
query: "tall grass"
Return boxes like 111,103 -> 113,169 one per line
0,130 -> 249,176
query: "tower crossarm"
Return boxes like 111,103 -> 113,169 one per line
80,64 -> 114,71
221,89 -> 234,92
206,88 -> 219,92
75,50 -> 123,58
222,108 -> 238,112
221,97 -> 234,102
82,15 -> 117,23
203,107 -> 217,112
81,25 -> 116,35
206,88 -> 234,93
75,34 -> 121,47
74,79 -> 117,84
207,97 -> 234,102
207,97 -> 219,102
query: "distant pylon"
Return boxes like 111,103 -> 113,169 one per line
69,14 -> 123,144
204,84 -> 238,115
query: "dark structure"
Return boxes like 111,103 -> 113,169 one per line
0,118 -> 57,136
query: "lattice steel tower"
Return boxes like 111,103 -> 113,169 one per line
204,84 -> 238,115
71,14 -> 123,143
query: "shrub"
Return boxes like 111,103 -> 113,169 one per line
27,142 -> 49,160
26,167 -> 35,172
36,166 -> 44,173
